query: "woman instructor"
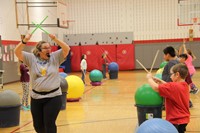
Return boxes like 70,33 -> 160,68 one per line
14,33 -> 70,133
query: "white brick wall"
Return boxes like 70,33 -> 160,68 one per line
0,0 -> 199,41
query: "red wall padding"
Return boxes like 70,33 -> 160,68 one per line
116,44 -> 135,70
70,46 -> 81,71
81,45 -> 116,71
99,45 -> 117,63
70,44 -> 134,72
81,45 -> 101,71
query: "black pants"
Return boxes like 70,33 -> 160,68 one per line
31,96 -> 62,133
173,124 -> 187,133
102,64 -> 107,78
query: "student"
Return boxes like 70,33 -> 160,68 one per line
19,61 -> 30,111
161,46 -> 179,110
14,33 -> 70,133
80,54 -> 87,84
162,46 -> 179,82
101,53 -> 108,79
147,63 -> 190,133
179,40 -> 199,94
179,54 -> 194,108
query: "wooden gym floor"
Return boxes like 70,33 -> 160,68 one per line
0,70 -> 200,133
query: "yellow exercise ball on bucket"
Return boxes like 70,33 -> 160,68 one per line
65,75 -> 84,102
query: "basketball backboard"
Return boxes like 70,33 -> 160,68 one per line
177,0 -> 200,26
15,0 -> 69,31
57,0 -> 68,28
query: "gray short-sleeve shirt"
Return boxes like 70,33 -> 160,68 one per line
22,49 -> 65,99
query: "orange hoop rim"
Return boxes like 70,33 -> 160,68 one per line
192,17 -> 198,24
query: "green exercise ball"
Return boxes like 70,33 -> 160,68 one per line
135,84 -> 163,106
89,69 -> 103,82
0,90 -> 21,106
159,61 -> 168,68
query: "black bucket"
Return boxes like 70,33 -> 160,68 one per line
0,105 -> 21,128
135,104 -> 162,126
60,92 -> 67,110
109,71 -> 118,79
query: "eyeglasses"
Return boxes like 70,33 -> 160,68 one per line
41,47 -> 51,50
170,72 -> 175,76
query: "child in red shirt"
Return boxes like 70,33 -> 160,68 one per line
101,53 -> 108,79
147,63 -> 190,133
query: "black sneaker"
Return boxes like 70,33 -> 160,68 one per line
189,101 -> 193,108
190,90 -> 194,93
192,88 -> 199,94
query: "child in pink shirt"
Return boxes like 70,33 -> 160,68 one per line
179,39 -> 199,94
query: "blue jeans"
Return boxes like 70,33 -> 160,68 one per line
81,69 -> 86,84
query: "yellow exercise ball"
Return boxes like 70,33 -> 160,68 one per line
65,75 -> 84,102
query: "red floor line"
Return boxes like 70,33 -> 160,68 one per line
84,86 -> 96,94
84,80 -> 106,94
10,120 -> 33,133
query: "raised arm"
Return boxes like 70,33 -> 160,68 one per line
178,45 -> 183,56
192,53 -> 196,60
14,34 -> 32,61
178,38 -> 186,55
146,73 -> 159,92
49,34 -> 70,58
182,43 -> 188,54
182,40 -> 196,60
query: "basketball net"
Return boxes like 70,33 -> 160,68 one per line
192,17 -> 198,26
193,17 -> 200,33
192,17 -> 200,31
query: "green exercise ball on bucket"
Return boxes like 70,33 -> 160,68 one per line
135,84 -> 163,106
135,84 -> 163,125
89,69 -> 103,82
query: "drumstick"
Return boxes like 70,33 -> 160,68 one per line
136,59 -> 149,73
150,50 -> 159,73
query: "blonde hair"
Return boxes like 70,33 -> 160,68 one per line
32,41 -> 47,57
